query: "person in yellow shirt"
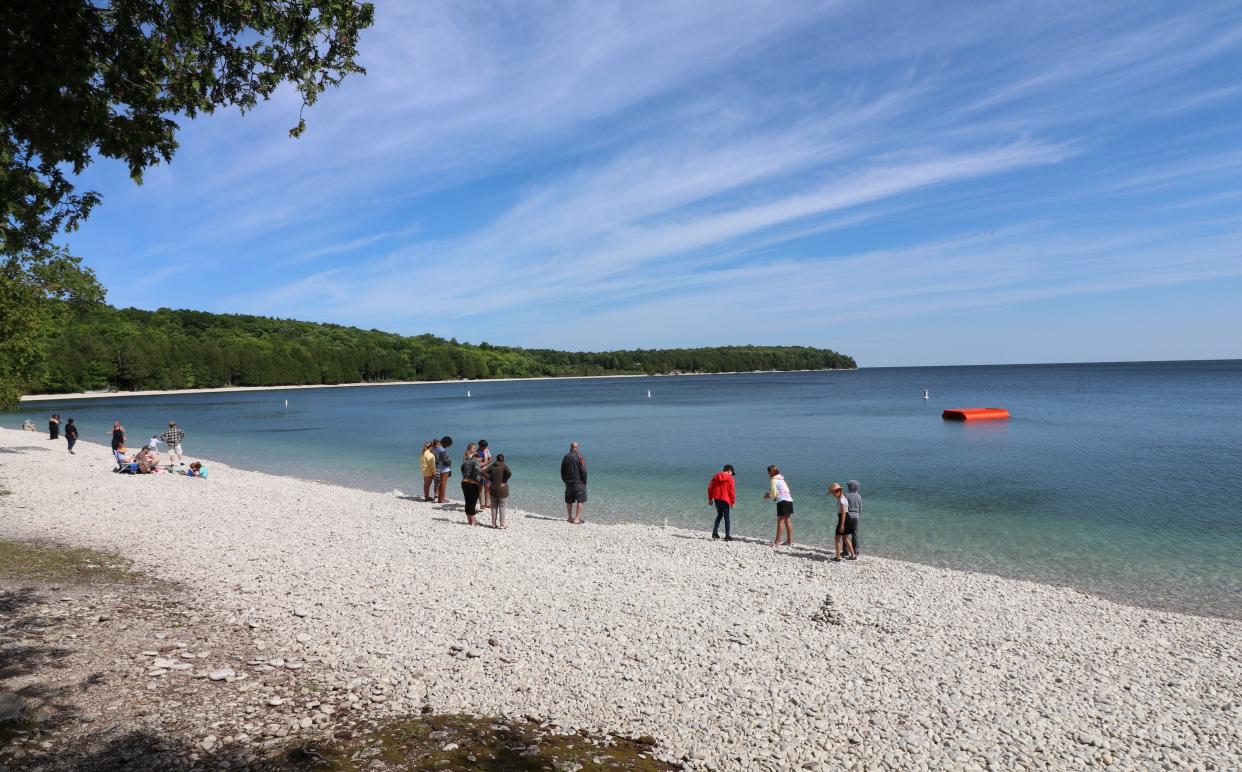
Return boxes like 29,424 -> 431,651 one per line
420,440 -> 437,501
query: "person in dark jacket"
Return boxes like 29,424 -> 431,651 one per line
486,454 -> 513,529
844,480 -> 862,557
435,436 -> 453,503
64,419 -> 78,454
460,443 -> 482,525
48,414 -> 60,440
560,442 -> 587,524
707,464 -> 737,540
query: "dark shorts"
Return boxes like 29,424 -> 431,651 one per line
776,500 -> 794,518
564,482 -> 588,504
837,517 -> 856,536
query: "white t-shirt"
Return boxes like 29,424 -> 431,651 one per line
837,494 -> 849,515
148,437 -> 161,449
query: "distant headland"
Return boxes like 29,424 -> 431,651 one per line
29,306 -> 855,397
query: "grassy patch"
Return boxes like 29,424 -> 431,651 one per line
285,713 -> 680,771
0,539 -> 137,584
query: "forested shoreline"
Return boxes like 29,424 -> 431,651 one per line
34,306 -> 856,394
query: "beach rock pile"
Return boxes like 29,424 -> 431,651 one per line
1,428 -> 1240,770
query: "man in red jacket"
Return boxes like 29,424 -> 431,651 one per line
707,464 -> 737,541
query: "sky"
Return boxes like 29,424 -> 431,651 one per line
66,0 -> 1242,366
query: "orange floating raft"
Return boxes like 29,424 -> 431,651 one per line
942,407 -> 1010,421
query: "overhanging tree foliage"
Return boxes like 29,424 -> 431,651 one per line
1,0 -> 375,254
0,0 -> 376,408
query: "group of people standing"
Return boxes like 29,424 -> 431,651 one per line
414,439 -> 861,558
708,465 -> 863,561
420,437 -> 513,528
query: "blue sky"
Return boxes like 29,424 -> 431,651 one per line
68,0 -> 1242,366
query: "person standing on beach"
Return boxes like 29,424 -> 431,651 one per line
708,464 -> 737,540
160,421 -> 186,466
460,443 -> 483,526
561,442 -> 587,524
64,419 -> 78,454
829,482 -> 856,561
435,436 -> 454,503
486,453 -> 512,529
763,465 -> 793,547
48,414 -> 60,440
420,440 -> 438,501
110,421 -> 126,452
845,480 -> 862,557
476,439 -> 493,508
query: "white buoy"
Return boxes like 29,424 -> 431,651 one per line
466,390 -> 471,398
922,389 -> 929,400
646,389 -> 652,399
284,399 -> 288,408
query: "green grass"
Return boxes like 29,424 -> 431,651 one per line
0,539 -> 137,584
285,713 -> 679,771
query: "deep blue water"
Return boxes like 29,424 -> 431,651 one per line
8,361 -> 1242,619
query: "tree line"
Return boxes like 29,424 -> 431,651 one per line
33,306 -> 856,394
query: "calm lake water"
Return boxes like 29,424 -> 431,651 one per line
9,361 -> 1242,619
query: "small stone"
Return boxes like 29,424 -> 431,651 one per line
285,660 -> 304,670
488,638 -> 499,647
200,735 -> 218,753
296,633 -> 311,643
267,697 -> 284,707
293,607 -> 309,618
443,742 -> 459,752
466,649 -> 482,659
371,694 -> 388,703
209,669 -> 235,682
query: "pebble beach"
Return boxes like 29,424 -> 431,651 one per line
1,427 -> 1239,770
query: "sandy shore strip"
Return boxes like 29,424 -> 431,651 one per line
17,368 -> 852,403
1,428 -> 1239,770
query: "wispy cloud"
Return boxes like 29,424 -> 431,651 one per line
68,0 -> 1242,364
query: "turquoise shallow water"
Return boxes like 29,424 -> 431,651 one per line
8,361 -> 1242,619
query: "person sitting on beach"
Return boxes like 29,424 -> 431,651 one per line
420,440 -> 437,501
763,465 -> 793,548
22,419 -> 37,432
561,442 -> 587,524
460,443 -> 483,526
113,447 -> 138,473
708,464 -> 737,541
485,453 -> 512,529
435,436 -> 453,503
186,461 -> 208,479
135,446 -> 160,474
828,482 -> 856,561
